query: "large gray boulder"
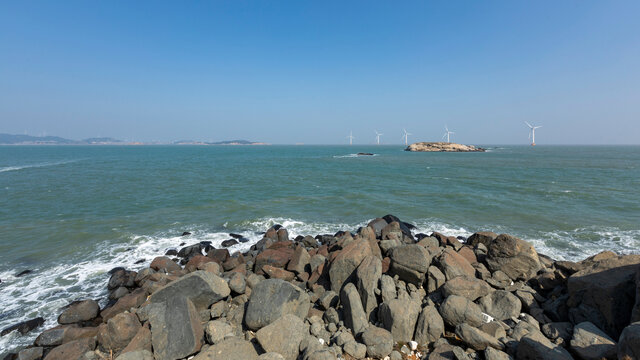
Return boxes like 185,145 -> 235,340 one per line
192,337 -> 259,360
477,290 -> 522,321
439,248 -> 476,280
58,300 -> 100,324
567,253 -> 640,339
150,271 -> 230,311
516,332 -> 573,360
414,305 -> 444,345
329,239 -> 372,292
388,244 -> 432,285
361,326 -> 393,359
455,323 -> 503,351
355,255 -> 381,320
439,295 -> 484,328
244,279 -> 310,330
441,276 -> 492,301
341,283 -> 369,335
485,234 -> 541,281
569,321 -> 616,360
618,322 -> 640,360
147,296 -> 203,360
378,298 -> 420,343
255,314 -> 307,360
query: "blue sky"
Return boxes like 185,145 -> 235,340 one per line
1,1 -> 639,144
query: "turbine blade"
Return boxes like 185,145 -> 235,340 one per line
524,121 -> 533,128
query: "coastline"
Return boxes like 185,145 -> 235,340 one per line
3,215 -> 639,359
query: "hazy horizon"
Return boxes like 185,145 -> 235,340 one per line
2,1 -> 639,145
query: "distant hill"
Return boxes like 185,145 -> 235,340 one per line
0,133 -> 79,145
82,137 -> 123,144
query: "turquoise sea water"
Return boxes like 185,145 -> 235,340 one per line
1,145 -> 639,352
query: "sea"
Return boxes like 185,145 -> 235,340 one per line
1,144 -> 639,352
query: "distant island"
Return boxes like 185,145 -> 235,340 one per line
405,141 -> 485,152
0,134 -> 266,146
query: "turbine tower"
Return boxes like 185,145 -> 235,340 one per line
402,129 -> 412,146
442,126 -> 454,143
375,130 -> 383,145
525,122 -> 542,146
347,131 -> 355,145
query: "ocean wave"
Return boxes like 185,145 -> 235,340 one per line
332,153 -> 378,158
0,159 -> 82,173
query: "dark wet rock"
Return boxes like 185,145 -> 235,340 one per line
367,218 -> 388,238
207,248 -> 231,264
414,305 -> 444,345
244,278 -> 310,330
486,234 -> 541,281
16,269 -> 33,277
108,269 -> 137,289
164,249 -> 178,256
192,337 -> 258,360
567,253 -> 640,338
361,326 -> 393,358
441,275 -> 492,301
1,317 -> 45,336
378,298 -> 421,343
58,299 -> 99,324
147,296 -> 203,360
150,256 -> 181,273
439,295 -> 484,328
150,270 -> 230,312
178,244 -> 203,260
618,322 -> 640,360
182,231 -> 192,236
256,314 -> 307,360
221,239 -> 238,247
467,231 -> 498,247
341,283 -> 368,335
388,244 -> 432,285
569,321 -> 616,360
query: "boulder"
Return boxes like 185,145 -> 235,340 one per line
101,288 -> 147,321
484,347 -> 512,360
569,321 -> 616,360
147,296 -> 203,360
567,253 -> 640,338
541,322 -> 573,342
262,265 -> 296,281
97,312 -> 141,353
150,256 -> 181,273
150,271 -> 230,312
355,255 -> 381,319
455,323 -> 503,351
207,248 -> 230,264
361,326 -> 393,358
343,341 -> 366,359
43,338 -> 96,360
341,283 -> 368,335
121,324 -> 152,353
329,239 -> 372,292
1,317 -> 45,336
439,248 -> 475,280
477,290 -> 522,321
516,333 -> 573,360
414,305 -> 444,345
467,231 -> 498,247
378,298 -> 421,343
427,266 -> 446,293
255,314 -> 307,360
617,322 -> 640,360
441,276 -> 492,301
192,337 -> 259,360
388,244 -> 432,285
368,218 -> 388,238
485,234 -> 541,281
58,300 -> 100,324
17,347 -> 43,360
244,279 -> 310,330
254,248 -> 294,275
439,295 -> 484,328
115,350 -> 154,360
205,320 -> 234,345
227,272 -> 246,294
287,246 -> 311,274
108,269 -> 137,289
380,274 -> 396,303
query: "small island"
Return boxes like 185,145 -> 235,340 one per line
405,141 -> 485,152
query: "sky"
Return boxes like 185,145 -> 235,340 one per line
1,1 -> 639,144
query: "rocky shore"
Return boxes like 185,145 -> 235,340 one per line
405,142 -> 485,152
3,215 -> 640,360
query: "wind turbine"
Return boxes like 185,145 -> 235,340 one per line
375,130 -> 383,145
525,122 -> 542,146
347,131 -> 355,145
442,126 -> 454,143
402,129 -> 412,146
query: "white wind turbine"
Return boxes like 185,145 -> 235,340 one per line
375,130 -> 383,145
402,129 -> 412,146
442,126 -> 454,143
525,122 -> 542,146
347,131 -> 355,145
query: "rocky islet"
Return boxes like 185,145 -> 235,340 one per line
2,215 -> 640,360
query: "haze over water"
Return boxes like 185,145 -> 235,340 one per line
1,144 -> 639,351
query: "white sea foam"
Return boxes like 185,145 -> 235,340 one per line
332,153 -> 378,158
0,159 -> 82,173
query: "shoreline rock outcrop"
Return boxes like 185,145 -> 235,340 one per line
405,142 -> 486,152
4,214 -> 640,360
